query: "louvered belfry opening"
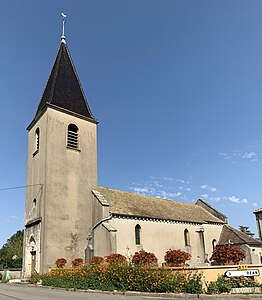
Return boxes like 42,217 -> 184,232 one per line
35,128 -> 40,151
67,124 -> 78,149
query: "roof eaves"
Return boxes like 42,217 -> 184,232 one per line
27,105 -> 48,130
111,212 -> 210,225
47,103 -> 98,123
27,103 -> 98,131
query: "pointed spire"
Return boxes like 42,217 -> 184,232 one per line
31,15 -> 97,125
34,42 -> 96,122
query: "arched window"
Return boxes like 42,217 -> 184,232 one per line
67,124 -> 79,149
33,198 -> 36,208
184,229 -> 190,246
212,239 -> 217,250
135,224 -> 141,245
35,127 -> 40,152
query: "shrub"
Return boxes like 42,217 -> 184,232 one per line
105,253 -> 127,265
230,276 -> 260,288
172,271 -> 203,294
164,249 -> 191,266
183,271 -> 203,294
206,275 -> 259,294
206,275 -> 233,294
55,258 -> 67,268
30,273 -> 41,285
210,245 -> 246,265
72,258 -> 84,268
132,251 -> 158,267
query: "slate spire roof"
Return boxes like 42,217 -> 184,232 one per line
34,41 -> 96,122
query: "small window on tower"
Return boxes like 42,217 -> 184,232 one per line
67,124 -> 79,149
33,128 -> 40,156
33,198 -> 36,208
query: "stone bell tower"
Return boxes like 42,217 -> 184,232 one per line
254,208 -> 262,240
22,18 -> 98,280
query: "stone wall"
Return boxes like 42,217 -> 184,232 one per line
0,269 -> 21,280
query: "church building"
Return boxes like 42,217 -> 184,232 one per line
22,23 -> 262,280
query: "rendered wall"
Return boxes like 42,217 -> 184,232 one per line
109,217 -> 223,264
23,107 -> 97,278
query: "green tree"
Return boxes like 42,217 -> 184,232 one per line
0,230 -> 24,268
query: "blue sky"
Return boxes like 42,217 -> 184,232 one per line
1,0 -> 262,247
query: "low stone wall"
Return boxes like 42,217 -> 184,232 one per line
0,269 -> 21,280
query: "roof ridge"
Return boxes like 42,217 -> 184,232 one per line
226,224 -> 261,244
196,199 -> 227,219
64,43 -> 96,120
197,205 -> 226,223
49,44 -> 62,103
35,44 -> 62,116
98,186 -> 189,205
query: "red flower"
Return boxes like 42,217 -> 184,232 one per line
164,249 -> 191,267
132,251 -> 158,266
210,245 -> 246,265
105,253 -> 127,265
55,258 -> 67,268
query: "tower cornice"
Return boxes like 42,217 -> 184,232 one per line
27,103 -> 98,131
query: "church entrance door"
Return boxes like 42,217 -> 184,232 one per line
30,251 -> 36,274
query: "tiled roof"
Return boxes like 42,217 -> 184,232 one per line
35,42 -> 96,121
96,186 -> 225,224
218,224 -> 262,246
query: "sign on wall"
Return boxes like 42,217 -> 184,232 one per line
225,269 -> 260,278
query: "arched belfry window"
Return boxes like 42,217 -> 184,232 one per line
184,229 -> 190,246
67,124 -> 79,149
135,224 -> 141,245
33,128 -> 40,156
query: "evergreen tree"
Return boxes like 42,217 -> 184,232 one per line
0,230 -> 23,268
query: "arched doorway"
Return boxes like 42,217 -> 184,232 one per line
29,237 -> 36,274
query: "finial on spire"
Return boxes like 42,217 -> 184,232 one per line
61,12 -> 67,44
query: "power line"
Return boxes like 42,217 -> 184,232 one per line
0,184 -> 43,191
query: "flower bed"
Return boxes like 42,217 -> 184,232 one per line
41,264 -> 202,293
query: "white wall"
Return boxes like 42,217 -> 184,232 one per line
109,217 -> 223,264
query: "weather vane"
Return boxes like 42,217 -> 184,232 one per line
61,12 -> 67,44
